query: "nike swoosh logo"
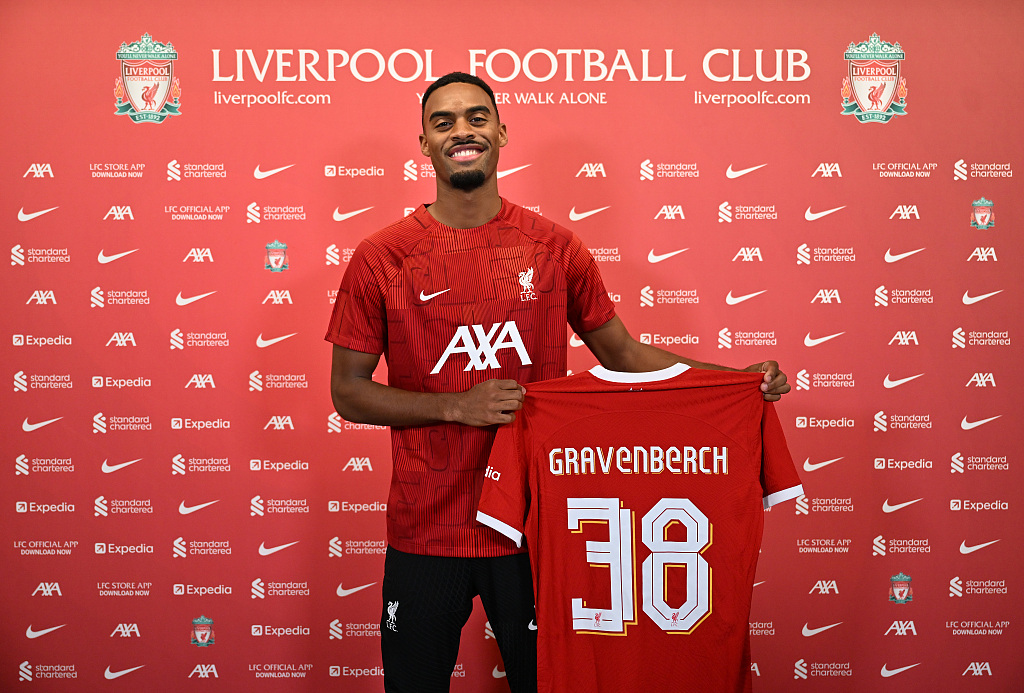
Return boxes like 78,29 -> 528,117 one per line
962,290 -> 1002,305
726,163 -> 767,179
884,247 -> 925,263
804,332 -> 844,347
568,205 -> 610,221
337,581 -> 376,597
528,620 -> 537,630
253,164 -> 294,179
726,289 -> 767,305
801,622 -> 842,637
804,205 -> 846,221
23,416 -> 63,432
883,373 -> 924,389
256,332 -> 297,348
18,206 -> 59,222
497,164 -> 531,179
882,498 -> 923,513
960,539 -> 999,554
569,334 -> 585,347
98,249 -> 139,264
259,541 -> 300,556
102,458 -> 143,473
26,624 -> 67,639
104,665 -> 145,680
179,500 -> 219,515
881,663 -> 920,678
493,666 -> 507,679
175,291 -> 216,306
803,457 -> 843,472
961,415 -> 1000,430
333,206 -> 373,222
419,289 -> 450,302
648,248 -> 689,263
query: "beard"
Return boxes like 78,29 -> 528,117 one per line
449,169 -> 486,191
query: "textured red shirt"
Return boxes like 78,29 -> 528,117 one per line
478,365 -> 803,692
325,200 -> 615,556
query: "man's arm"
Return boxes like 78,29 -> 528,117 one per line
579,316 -> 790,401
330,344 -> 524,427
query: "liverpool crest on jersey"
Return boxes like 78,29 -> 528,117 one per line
841,33 -> 906,123
114,33 -> 181,123
888,572 -> 913,604
971,198 -> 995,229
191,615 -> 215,646
519,267 -> 537,301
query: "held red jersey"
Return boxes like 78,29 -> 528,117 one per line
477,364 -> 803,693
325,200 -> 615,557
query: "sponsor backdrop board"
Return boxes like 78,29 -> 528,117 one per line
2,0 -> 1021,689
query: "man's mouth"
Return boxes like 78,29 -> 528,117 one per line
448,145 -> 484,162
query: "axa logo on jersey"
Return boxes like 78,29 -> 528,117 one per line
431,322 -> 532,374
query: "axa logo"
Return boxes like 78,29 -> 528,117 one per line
732,247 -> 762,261
890,204 -> 919,220
963,663 -> 992,676
889,331 -> 919,346
343,457 -> 372,471
885,620 -> 917,636
104,206 -> 134,221
431,322 -> 531,374
32,582 -> 62,597
966,373 -> 995,387
106,332 -> 137,347
27,290 -> 56,305
183,248 -> 213,262
186,374 -> 216,389
809,580 -> 839,594
811,289 -> 841,304
189,664 -> 218,678
967,247 -> 997,261
654,205 -> 685,220
263,290 -> 292,305
264,415 -> 294,430
24,163 -> 54,178
110,623 -> 140,637
812,163 -> 842,177
576,163 -> 606,177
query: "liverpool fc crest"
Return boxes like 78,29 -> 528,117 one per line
841,34 -> 907,123
191,615 -> 215,646
971,198 -> 995,229
114,33 -> 181,123
888,572 -> 913,604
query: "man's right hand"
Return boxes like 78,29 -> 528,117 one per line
448,379 -> 525,426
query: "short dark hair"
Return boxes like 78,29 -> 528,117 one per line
420,71 -> 499,126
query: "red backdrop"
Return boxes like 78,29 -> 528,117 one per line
3,0 -> 1021,689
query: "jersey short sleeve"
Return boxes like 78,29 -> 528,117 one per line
324,239 -> 388,355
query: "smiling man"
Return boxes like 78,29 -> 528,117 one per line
326,71 -> 789,693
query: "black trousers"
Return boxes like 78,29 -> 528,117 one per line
380,546 -> 538,693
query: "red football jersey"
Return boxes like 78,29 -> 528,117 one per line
477,364 -> 803,692
325,200 -> 615,556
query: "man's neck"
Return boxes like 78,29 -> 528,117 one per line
427,181 -> 502,229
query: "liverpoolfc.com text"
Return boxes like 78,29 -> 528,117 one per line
214,91 -> 331,107
693,90 -> 810,107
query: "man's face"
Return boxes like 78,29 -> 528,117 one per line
420,82 -> 507,191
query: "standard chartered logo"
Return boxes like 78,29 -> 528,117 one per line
174,537 -> 186,558
949,577 -> 963,597
329,537 -> 344,557
329,619 -> 344,640
796,244 -> 811,265
11,245 -> 25,265
14,371 -> 28,392
325,244 -> 340,265
327,413 -> 342,433
93,413 -> 107,433
951,453 -> 964,474
718,328 -> 732,349
172,454 -> 187,475
247,203 -> 261,223
640,286 -> 654,307
403,159 -> 417,181
94,496 -> 109,517
91,287 -> 105,308
873,535 -> 886,556
252,578 -> 266,599
16,455 -> 30,475
639,159 -> 654,181
250,496 -> 265,516
794,659 -> 808,680
953,158 -> 967,181
170,329 -> 184,350
796,370 -> 810,390
167,160 -> 181,181
718,201 -> 732,223
874,411 -> 888,432
795,495 -> 809,515
249,371 -> 263,391
952,328 -> 966,349
874,286 -> 889,306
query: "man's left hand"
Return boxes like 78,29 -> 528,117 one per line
745,361 -> 789,401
